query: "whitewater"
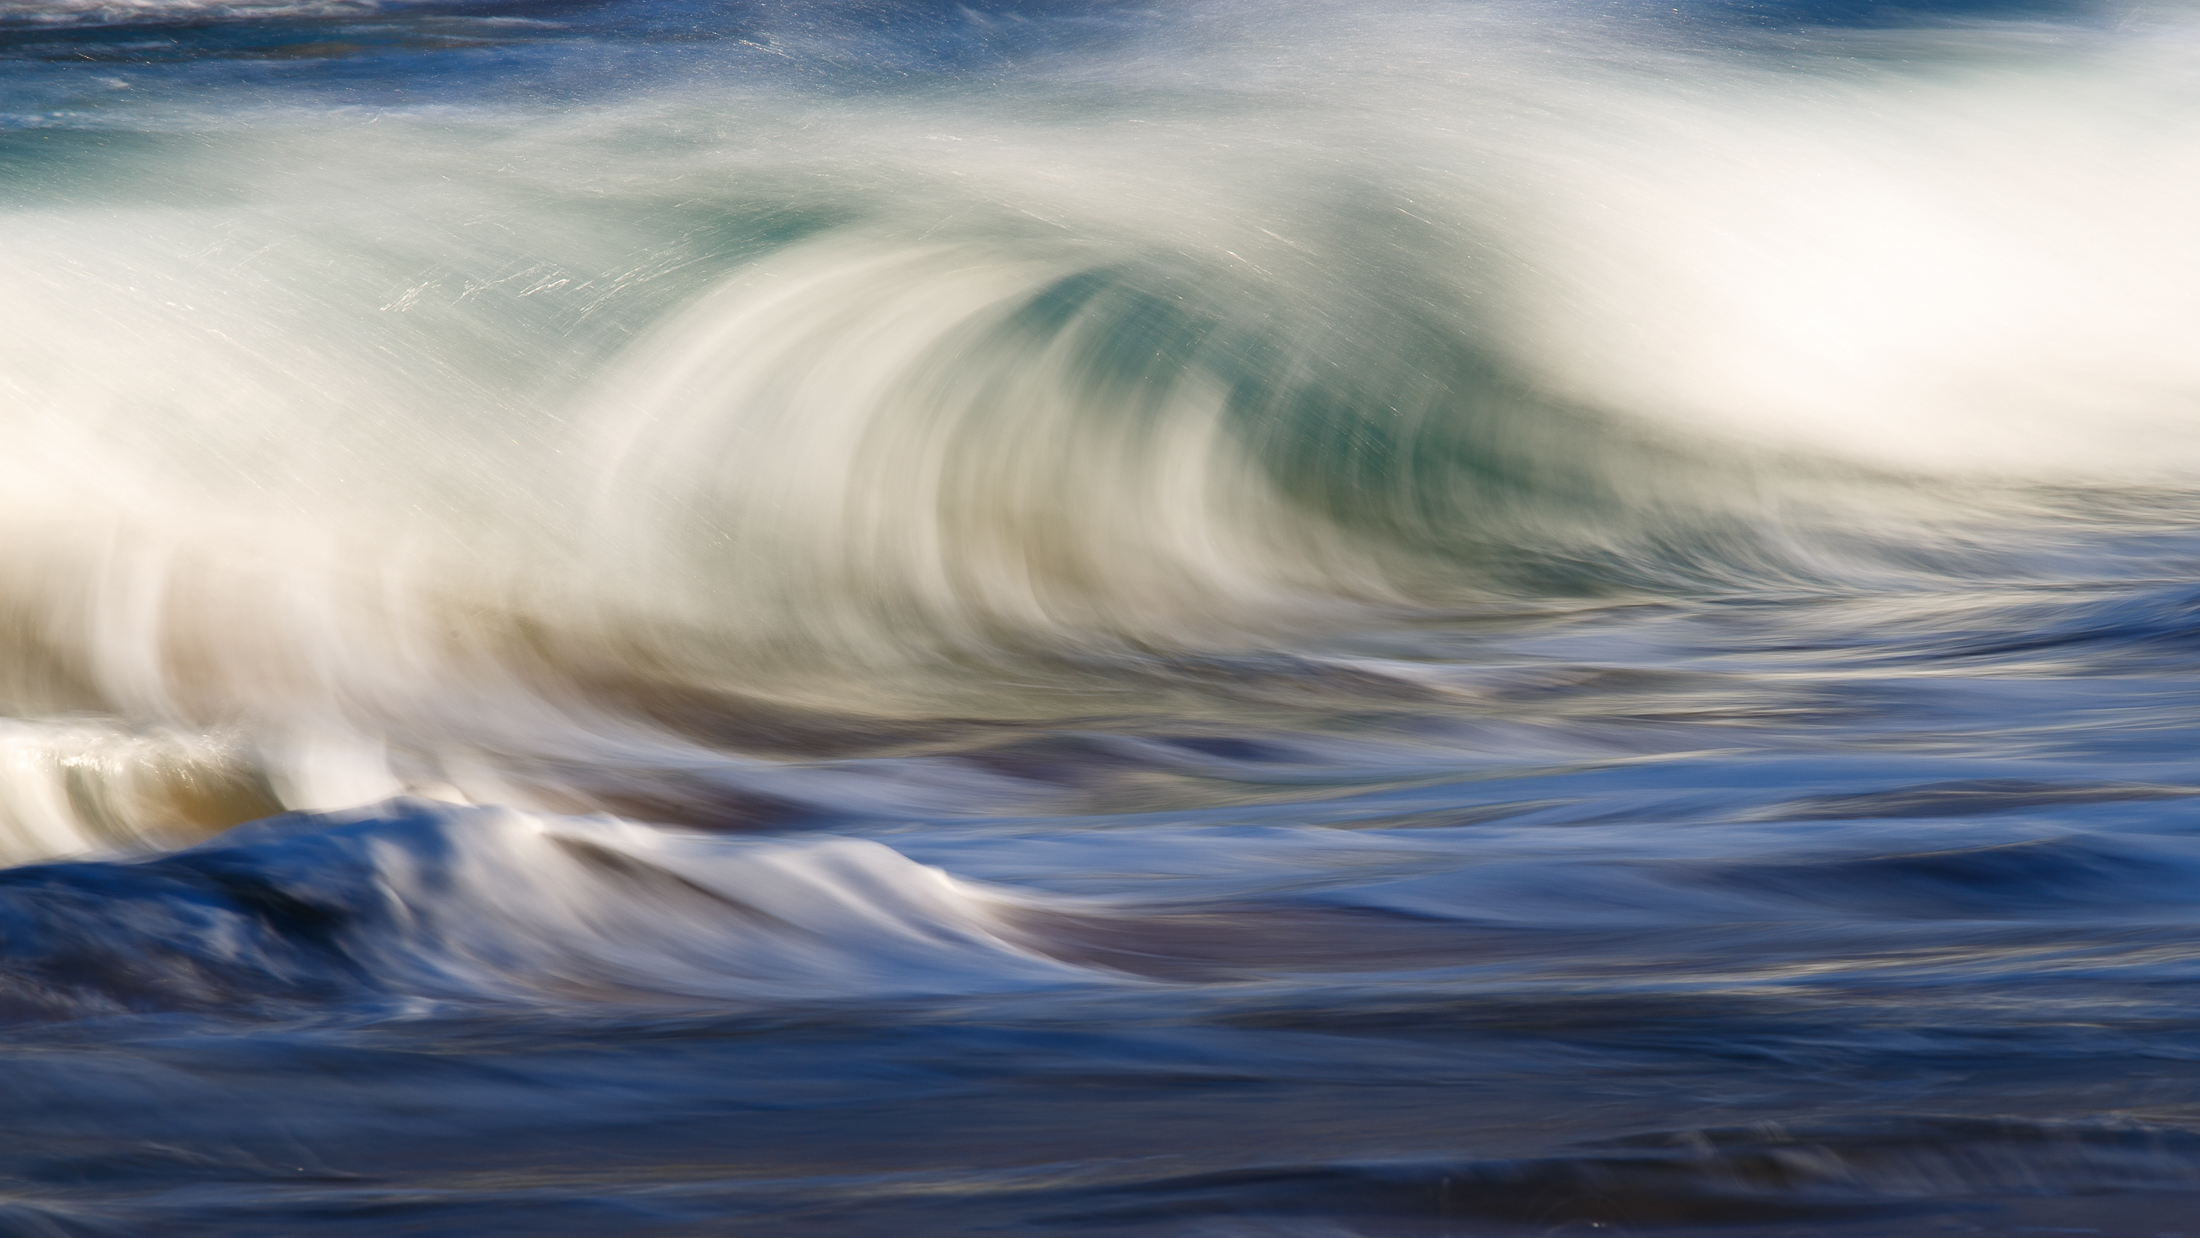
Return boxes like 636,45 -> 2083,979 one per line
2,0 -> 2200,1233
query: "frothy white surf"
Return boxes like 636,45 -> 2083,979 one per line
0,1 -> 2195,857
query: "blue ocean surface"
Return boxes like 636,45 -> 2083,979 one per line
4,0 -> 2200,1233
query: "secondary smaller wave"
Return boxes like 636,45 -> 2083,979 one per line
0,800 -> 1106,1021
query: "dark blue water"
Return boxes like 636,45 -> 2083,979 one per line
4,0 -> 2200,1234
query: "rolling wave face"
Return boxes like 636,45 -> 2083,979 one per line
0,0 -> 2196,860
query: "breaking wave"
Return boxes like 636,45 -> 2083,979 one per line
0,1 -> 2195,858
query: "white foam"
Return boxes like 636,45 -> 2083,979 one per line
0,1 -> 2194,849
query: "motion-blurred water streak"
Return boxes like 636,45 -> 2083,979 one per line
3,0 -> 2200,1233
